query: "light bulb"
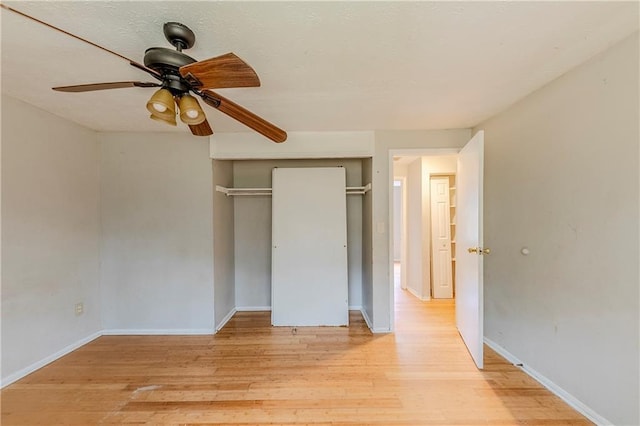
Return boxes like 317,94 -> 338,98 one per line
152,103 -> 167,113
186,110 -> 199,119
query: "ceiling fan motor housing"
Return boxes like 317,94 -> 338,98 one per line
144,47 -> 196,94
143,23 -> 198,95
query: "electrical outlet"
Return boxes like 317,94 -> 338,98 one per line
75,302 -> 84,316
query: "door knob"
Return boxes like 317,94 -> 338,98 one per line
468,247 -> 491,255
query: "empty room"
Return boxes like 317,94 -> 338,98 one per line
1,1 -> 638,425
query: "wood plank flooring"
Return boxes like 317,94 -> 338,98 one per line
1,284 -> 591,425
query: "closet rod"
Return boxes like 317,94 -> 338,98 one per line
215,183 -> 371,197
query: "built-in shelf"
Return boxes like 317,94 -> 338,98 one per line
449,176 -> 456,291
216,183 -> 372,197
216,187 -> 272,196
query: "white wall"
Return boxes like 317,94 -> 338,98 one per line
422,155 -> 457,175
393,164 -> 409,290
393,162 -> 408,178
392,184 -> 402,261
211,131 -> 374,159
212,160 -> 235,328
361,159 -> 373,326
232,159 -> 364,310
1,95 -> 102,383
475,32 -> 639,425
371,130 -> 472,331
100,132 -> 214,332
406,158 -> 427,299
233,195 -> 271,309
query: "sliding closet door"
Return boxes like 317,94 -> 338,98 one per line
271,167 -> 349,326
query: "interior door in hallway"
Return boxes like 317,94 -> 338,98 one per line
456,130 -> 485,369
430,176 -> 453,298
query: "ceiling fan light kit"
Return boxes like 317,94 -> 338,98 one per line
149,112 -> 177,127
178,94 -> 206,125
0,4 -> 287,142
146,88 -> 176,116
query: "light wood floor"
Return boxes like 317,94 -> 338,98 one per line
1,285 -> 591,425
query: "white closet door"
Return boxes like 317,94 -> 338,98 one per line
271,167 -> 349,326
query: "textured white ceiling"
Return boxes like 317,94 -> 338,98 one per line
1,1 -> 638,136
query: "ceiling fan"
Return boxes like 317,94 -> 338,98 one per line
0,4 -> 287,142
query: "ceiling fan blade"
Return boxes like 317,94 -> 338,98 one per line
189,119 -> 213,137
179,53 -> 260,89
198,90 -> 287,143
0,3 -> 162,81
128,61 -> 163,81
53,81 -> 160,92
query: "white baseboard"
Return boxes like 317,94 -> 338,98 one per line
235,306 -> 271,311
484,337 -> 612,426
236,306 -> 364,312
102,328 -> 215,335
360,307 -> 373,331
407,286 -> 429,301
360,307 -> 390,333
1,330 -> 102,388
215,308 -> 237,332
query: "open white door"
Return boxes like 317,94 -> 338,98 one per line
456,131 -> 485,369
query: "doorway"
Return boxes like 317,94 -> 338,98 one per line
391,153 -> 458,301
389,131 -> 486,369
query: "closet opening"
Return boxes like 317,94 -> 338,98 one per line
212,157 -> 373,331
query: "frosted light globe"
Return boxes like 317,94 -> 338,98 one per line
152,103 -> 167,113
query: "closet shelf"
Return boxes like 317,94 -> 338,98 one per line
216,183 -> 372,197
216,186 -> 271,196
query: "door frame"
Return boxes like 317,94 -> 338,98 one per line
388,148 -> 459,330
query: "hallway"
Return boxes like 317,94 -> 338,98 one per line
391,262 -> 591,424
